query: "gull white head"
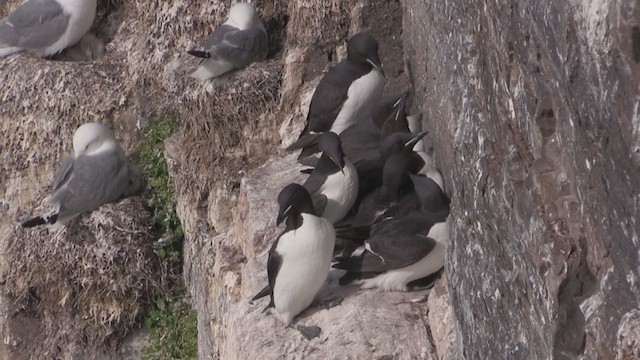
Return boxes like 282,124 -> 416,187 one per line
72,123 -> 119,157
227,2 -> 259,30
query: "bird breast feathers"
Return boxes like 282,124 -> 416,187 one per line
276,214 -> 335,258
330,69 -> 384,134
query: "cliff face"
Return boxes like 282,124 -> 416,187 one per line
1,0 -> 639,359
167,0 -> 455,358
402,0 -> 640,358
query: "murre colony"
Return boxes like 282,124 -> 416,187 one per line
7,0 -> 452,345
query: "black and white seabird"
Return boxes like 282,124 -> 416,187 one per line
188,2 -> 268,81
381,132 -> 429,202
333,209 -> 449,291
334,161 -> 450,290
21,123 -> 136,228
287,32 -> 385,160
302,132 -> 358,224
402,114 -> 445,192
251,184 -> 335,332
409,173 -> 449,213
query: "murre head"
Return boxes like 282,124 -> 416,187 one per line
382,144 -> 426,202
276,183 -> 316,225
409,173 -> 450,213
318,132 -> 345,172
227,2 -> 259,30
382,156 -> 409,202
373,92 -> 409,129
347,32 -> 384,76
72,123 -> 119,157
380,131 -> 428,162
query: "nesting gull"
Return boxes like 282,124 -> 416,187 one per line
188,2 -> 268,81
22,123 -> 136,228
0,0 -> 97,57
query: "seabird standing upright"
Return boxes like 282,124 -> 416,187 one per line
287,32 -> 385,160
302,132 -> 358,224
251,183 -> 335,335
188,2 -> 268,81
0,0 -> 97,57
21,123 -> 134,228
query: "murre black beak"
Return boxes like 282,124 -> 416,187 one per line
329,153 -> 345,174
366,57 -> 385,77
404,131 -> 429,149
277,204 -> 293,226
393,93 -> 409,121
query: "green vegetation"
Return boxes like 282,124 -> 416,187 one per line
143,292 -> 198,360
139,115 -> 197,360
139,115 -> 184,260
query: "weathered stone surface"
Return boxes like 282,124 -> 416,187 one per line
402,0 -> 640,358
6,0 -> 637,358
164,0 -> 445,358
0,0 -> 286,358
616,309 -> 640,360
427,276 -> 455,360
215,154 -> 438,359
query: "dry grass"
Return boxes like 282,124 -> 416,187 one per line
0,0 -> 353,357
174,60 -> 283,197
4,197 -> 175,358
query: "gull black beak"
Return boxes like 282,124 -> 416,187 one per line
277,204 -> 293,226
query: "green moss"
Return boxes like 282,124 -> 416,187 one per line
139,116 -> 197,359
139,115 -> 183,260
142,292 -> 198,360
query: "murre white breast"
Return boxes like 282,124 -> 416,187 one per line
273,212 -> 335,324
286,32 -> 385,161
250,183 -> 335,333
303,132 -> 359,224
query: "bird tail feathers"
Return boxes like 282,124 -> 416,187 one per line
0,46 -> 22,57
21,204 -> 60,228
21,212 -> 58,228
250,284 -> 270,302
187,50 -> 211,58
190,59 -> 235,81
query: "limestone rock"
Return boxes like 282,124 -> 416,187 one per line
211,154 -> 439,359
402,0 -> 640,358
